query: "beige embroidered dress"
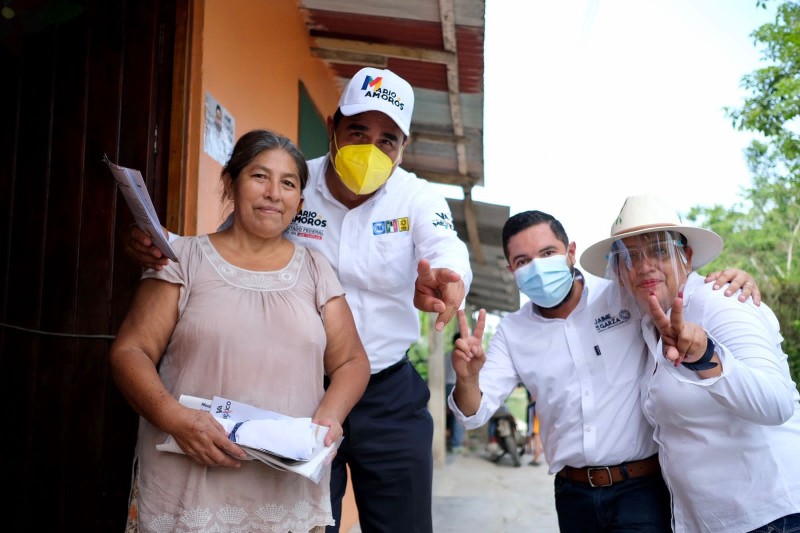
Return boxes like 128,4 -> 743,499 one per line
128,235 -> 341,533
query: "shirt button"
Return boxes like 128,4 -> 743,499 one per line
585,426 -> 591,432
585,391 -> 590,396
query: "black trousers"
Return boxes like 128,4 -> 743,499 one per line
327,359 -> 433,533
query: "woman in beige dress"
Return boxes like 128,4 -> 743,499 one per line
110,129 -> 370,532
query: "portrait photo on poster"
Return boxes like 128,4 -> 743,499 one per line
204,92 -> 235,165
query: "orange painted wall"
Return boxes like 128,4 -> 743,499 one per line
186,2 -> 358,531
194,0 -> 339,234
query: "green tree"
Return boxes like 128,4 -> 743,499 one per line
690,0 -> 800,385
407,311 -> 434,380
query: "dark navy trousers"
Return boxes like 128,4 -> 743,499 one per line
749,513 -> 800,533
327,359 -> 433,533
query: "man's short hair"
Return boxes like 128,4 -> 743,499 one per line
502,211 -> 569,261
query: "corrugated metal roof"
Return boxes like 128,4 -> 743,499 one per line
299,0 -> 484,188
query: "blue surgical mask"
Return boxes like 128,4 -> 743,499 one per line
514,255 -> 575,308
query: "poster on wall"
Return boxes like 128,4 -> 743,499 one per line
204,92 -> 235,165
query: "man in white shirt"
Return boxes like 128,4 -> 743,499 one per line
126,67 -> 472,533
448,209 -> 755,532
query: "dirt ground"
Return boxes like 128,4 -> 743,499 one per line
347,430 -> 560,533
430,446 -> 559,532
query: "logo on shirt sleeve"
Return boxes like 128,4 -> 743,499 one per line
432,212 -> 454,230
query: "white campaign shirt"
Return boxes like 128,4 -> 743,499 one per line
284,156 -> 472,373
449,272 -> 658,474
640,272 -> 800,533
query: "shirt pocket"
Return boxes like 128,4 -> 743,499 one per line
595,319 -> 646,385
367,234 -> 415,293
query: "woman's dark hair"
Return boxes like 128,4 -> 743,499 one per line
501,210 -> 569,261
221,129 -> 308,203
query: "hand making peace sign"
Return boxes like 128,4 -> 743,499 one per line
451,308 -> 487,379
648,291 -> 709,367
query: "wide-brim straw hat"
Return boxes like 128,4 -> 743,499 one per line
580,194 -> 724,278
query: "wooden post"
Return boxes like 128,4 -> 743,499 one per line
428,314 -> 446,469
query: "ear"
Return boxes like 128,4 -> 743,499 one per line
566,241 -> 577,265
683,245 -> 694,270
221,172 -> 234,202
326,116 -> 336,139
395,141 -> 407,166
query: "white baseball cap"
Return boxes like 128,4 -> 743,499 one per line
338,67 -> 414,135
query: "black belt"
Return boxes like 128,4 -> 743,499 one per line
369,357 -> 409,384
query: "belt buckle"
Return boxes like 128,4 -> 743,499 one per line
587,466 -> 613,487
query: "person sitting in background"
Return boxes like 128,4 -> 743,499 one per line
580,194 -> 800,533
526,396 -> 543,466
109,129 -> 370,532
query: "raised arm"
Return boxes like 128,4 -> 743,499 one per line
410,187 -> 472,331
451,308 -> 487,416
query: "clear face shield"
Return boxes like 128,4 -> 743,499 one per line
605,231 -> 692,316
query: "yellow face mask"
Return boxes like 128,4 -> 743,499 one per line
330,133 -> 401,195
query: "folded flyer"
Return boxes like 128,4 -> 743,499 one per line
156,394 -> 341,484
103,154 -> 178,262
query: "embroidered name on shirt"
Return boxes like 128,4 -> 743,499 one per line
373,217 -> 410,235
432,212 -> 454,230
293,210 -> 327,227
594,309 -> 632,332
286,210 -> 327,241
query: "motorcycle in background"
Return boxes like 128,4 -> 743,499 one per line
486,404 -> 527,467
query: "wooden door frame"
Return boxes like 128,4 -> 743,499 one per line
167,0 -> 203,235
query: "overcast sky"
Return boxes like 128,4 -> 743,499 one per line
433,0 -> 776,278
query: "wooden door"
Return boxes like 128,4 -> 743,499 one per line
0,1 -> 183,529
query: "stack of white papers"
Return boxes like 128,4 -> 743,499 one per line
227,418 -> 316,461
156,395 -> 341,484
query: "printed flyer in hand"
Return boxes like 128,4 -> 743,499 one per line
156,395 -> 341,484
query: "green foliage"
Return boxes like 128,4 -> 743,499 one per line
694,0 -> 800,387
414,3 -> 800,388
407,311 -> 433,380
